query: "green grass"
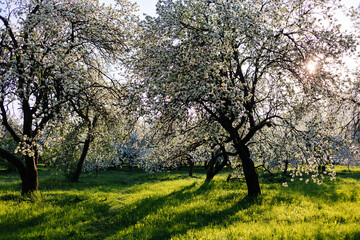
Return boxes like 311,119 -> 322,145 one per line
0,166 -> 360,240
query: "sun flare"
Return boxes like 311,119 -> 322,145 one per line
306,60 -> 317,74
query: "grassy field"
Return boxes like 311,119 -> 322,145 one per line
0,166 -> 359,240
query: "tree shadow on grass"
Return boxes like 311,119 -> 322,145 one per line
2,180 -> 250,239
259,169 -> 360,203
0,192 -> 19,201
34,168 -> 205,193
276,177 -> 359,204
335,169 -> 360,180
0,213 -> 48,239
0,192 -> 113,240
1,166 -> 208,195
91,181 -> 259,240
4,168 -> 358,239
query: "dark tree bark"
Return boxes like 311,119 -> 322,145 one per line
0,148 -> 38,195
235,143 -> 261,197
177,162 -> 182,170
188,157 -> 194,177
206,155 -> 216,180
70,114 -> 98,183
0,103 -> 40,195
22,157 -> 39,194
318,165 -> 326,172
71,135 -> 91,183
283,159 -> 289,175
0,149 -> 25,176
206,146 -> 229,181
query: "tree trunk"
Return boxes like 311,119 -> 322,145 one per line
203,161 -> 208,169
129,160 -> 134,172
236,144 -> 261,197
318,165 -> 326,172
188,158 -> 194,177
283,159 -> 289,175
71,136 -> 91,183
206,152 -> 216,180
177,162 -> 182,170
0,148 -> 38,195
22,155 -> 39,194
206,148 -> 228,181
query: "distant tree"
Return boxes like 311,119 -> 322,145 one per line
0,0 -> 137,194
142,128 -> 209,176
67,78 -> 138,182
117,131 -> 148,172
139,109 -> 236,178
45,110 -> 133,180
133,0 -> 355,196
327,5 -> 360,165
205,142 -> 235,181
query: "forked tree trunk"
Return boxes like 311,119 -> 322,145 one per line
236,144 -> 261,197
0,148 -> 38,195
71,136 -> 91,183
206,148 -> 228,181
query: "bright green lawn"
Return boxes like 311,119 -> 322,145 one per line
0,166 -> 359,240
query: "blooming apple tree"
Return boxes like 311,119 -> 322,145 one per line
0,0 -> 137,194
133,0 -> 355,196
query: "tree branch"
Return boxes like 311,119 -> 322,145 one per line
0,148 -> 26,178
0,101 -> 21,143
0,16 -> 18,49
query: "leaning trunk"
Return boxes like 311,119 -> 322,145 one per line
0,148 -> 38,195
71,136 -> 91,183
206,149 -> 228,181
236,144 -> 261,197
206,153 -> 216,181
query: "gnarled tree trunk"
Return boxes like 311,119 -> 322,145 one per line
206,146 -> 229,181
236,143 -> 261,197
206,155 -> 216,180
0,148 -> 38,195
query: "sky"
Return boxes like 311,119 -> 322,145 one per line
135,0 -> 157,17
100,0 -> 157,17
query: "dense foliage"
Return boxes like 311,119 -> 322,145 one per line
133,0 -> 357,195
0,0 -> 138,193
